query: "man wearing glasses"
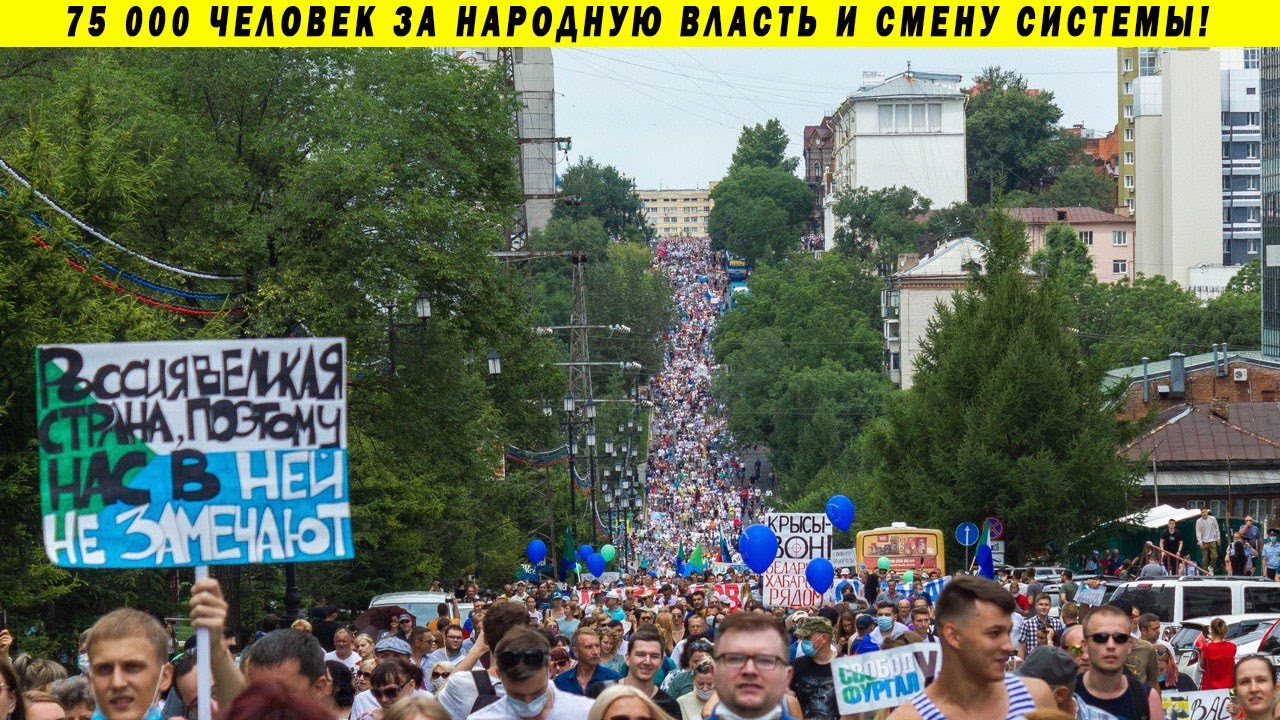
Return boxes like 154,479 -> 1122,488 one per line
706,611 -> 795,720
1074,605 -> 1162,720
468,628 -> 593,720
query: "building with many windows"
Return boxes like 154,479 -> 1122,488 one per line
1004,207 -> 1136,283
638,187 -> 714,237
803,117 -> 835,237
1263,47 -> 1280,358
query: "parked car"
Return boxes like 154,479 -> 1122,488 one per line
1169,614 -> 1280,685
1108,577 -> 1280,641
369,591 -> 474,626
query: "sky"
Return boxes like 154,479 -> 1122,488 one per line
551,48 -> 1118,189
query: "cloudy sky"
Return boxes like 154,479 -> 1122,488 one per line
551,48 -> 1117,189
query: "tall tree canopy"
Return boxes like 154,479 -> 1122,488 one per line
553,158 -> 648,242
729,118 -> 799,174
707,166 -> 812,265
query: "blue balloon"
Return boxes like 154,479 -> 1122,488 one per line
825,495 -> 855,532
806,558 -> 835,594
578,544 -> 593,562
738,524 -> 779,574
587,552 -> 607,577
527,539 -> 547,565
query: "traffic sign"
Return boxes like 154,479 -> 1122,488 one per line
955,522 -> 979,547
985,517 -> 1005,540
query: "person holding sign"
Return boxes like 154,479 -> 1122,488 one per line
889,575 -> 1056,720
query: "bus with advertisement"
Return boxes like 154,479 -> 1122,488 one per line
855,523 -> 946,574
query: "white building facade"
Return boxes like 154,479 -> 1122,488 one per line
824,70 -> 968,250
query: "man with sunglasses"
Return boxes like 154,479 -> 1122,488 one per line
553,628 -> 620,696
468,628 -> 593,720
1074,605 -> 1162,720
438,600 -> 533,720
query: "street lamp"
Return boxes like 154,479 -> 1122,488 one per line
415,295 -> 432,322
542,400 -> 553,417
487,350 -> 502,376
585,400 -> 597,420
605,436 -> 615,455
562,392 -> 579,546
586,419 -> 599,544
563,392 -> 576,414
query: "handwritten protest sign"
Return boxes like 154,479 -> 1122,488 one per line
1074,584 -> 1107,606
764,513 -> 832,606
37,338 -> 351,568
833,643 -> 941,714
1162,690 -> 1231,720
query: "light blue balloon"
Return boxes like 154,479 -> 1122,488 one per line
738,524 -> 779,574
806,557 -> 835,594
527,539 -> 547,564
825,495 -> 855,532
587,552 -> 607,577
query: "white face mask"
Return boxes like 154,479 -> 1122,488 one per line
695,687 -> 715,700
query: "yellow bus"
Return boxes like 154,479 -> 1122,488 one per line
856,523 -> 946,574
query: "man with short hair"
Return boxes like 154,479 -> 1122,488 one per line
325,628 -> 362,670
1018,646 -> 1118,720
1196,507 -> 1221,574
428,626 -> 469,666
1109,601 -> 1159,692
313,606 -> 342,652
1075,604 -> 1162,720
707,612 -> 794,720
1159,520 -> 1184,575
1059,571 -> 1079,606
671,614 -> 708,663
1061,625 -> 1090,672
84,609 -> 175,720
1136,614 -> 1174,657
620,627 -> 681,718
910,608 -> 937,643
888,575 -> 1056,720
395,613 -> 416,641
242,629 -> 334,707
554,628 -> 620,696
789,617 -> 838,720
1018,593 -> 1066,659
438,600 -> 532,720
466,627 -> 593,720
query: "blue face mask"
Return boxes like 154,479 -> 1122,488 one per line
799,640 -> 816,657
876,617 -> 894,632
507,692 -> 550,718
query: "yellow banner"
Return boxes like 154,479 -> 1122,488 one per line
2,1 -> 1262,47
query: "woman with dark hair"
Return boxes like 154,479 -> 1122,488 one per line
328,660 -> 356,720
0,659 -> 25,720
224,681 -> 332,720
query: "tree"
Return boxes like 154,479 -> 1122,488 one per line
1030,222 -> 1093,292
859,211 -> 1141,563
707,166 -> 812,265
729,118 -> 798,174
966,67 -> 1080,205
830,186 -> 930,269
1034,164 -> 1117,211
553,158 -> 648,242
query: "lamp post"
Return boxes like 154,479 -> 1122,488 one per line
563,392 -> 579,544
586,415 -> 598,544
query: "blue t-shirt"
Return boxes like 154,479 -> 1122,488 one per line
853,634 -> 880,655
1264,541 -> 1280,569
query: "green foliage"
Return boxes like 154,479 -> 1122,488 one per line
553,158 -> 648,243
1033,165 -> 1117,211
1030,222 -> 1093,292
859,211 -> 1141,564
966,67 -> 1081,205
707,166 -> 812,265
714,252 -> 890,502
729,118 -> 798,174
831,186 -> 930,269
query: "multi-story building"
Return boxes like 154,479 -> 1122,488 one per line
1263,47 -> 1280,357
1131,50 -> 1225,288
803,116 -> 835,236
1118,48 -> 1261,266
638,187 -> 713,237
1004,207 -> 1135,283
824,69 -> 968,250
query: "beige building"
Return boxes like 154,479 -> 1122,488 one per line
1004,207 -> 1136,283
639,187 -> 714,237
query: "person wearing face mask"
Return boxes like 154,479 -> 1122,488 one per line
787,618 -> 837,720
1263,529 -> 1280,580
83,609 -> 175,720
854,604 -> 898,655
429,663 -> 456,694
676,660 -> 716,720
467,629 -> 593,720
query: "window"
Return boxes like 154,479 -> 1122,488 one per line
1249,207 -> 1261,222
1209,500 -> 1226,518
895,104 -> 909,131
878,105 -> 893,132
1224,142 -> 1231,159
911,104 -> 926,132
1246,587 -> 1280,614
1123,57 -> 1134,72
1125,198 -> 1135,212
1249,498 -> 1269,519
1124,175 -> 1135,189
1124,128 -> 1134,141
1124,104 -> 1134,119
1124,151 -> 1134,165
1245,48 -> 1261,69
1186,500 -> 1206,510
1113,586 -> 1174,621
813,161 -> 821,178
1113,231 -> 1129,246
1248,143 -> 1260,158
1250,239 -> 1261,254
1124,81 -> 1133,95
879,102 -> 946,133
1113,259 -> 1129,275
1248,87 -> 1258,95
890,352 -> 900,370
1184,587 -> 1232,620
1225,207 -> 1232,222
928,103 -> 942,130
1079,230 -> 1094,246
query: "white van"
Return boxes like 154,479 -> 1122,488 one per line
369,591 -> 473,626
1108,577 -> 1280,639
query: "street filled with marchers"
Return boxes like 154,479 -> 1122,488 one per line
5,45 -> 1280,720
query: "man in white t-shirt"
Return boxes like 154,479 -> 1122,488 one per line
438,600 -> 531,720
323,628 -> 361,670
467,628 -> 593,720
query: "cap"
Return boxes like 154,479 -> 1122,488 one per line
855,614 -> 875,631
397,613 -> 413,622
375,637 -> 412,655
839,569 -> 851,576
1017,646 -> 1079,686
794,616 -> 834,638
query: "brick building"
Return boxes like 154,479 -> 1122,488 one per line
803,117 -> 834,237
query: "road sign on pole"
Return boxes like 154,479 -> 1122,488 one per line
955,522 -> 979,546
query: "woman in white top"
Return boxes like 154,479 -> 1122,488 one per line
675,660 -> 715,720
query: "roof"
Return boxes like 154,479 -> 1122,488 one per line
1121,403 -> 1280,463
1113,504 -> 1202,529
1004,207 -> 1134,225
804,117 -> 834,144
1104,349 -> 1279,393
852,70 -> 965,100
898,236 -> 986,277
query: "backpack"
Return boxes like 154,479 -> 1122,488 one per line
470,670 -> 501,714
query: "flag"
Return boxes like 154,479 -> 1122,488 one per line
676,542 -> 686,576
718,528 -> 733,564
975,521 -> 995,579
690,543 -> 705,572
560,526 -> 575,581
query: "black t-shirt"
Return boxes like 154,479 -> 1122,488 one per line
1160,528 -> 1183,553
651,689 -> 681,719
1076,674 -> 1152,720
789,657 -> 838,720
312,620 -> 340,652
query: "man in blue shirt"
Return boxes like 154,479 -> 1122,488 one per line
1264,530 -> 1280,580
553,627 -> 621,695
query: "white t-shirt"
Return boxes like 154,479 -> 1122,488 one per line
351,688 -> 433,720
466,689 -> 595,720
438,670 -> 505,720
324,650 -> 361,670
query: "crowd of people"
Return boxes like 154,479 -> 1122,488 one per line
1073,510 -> 1280,579
636,236 -> 775,574
8,569 -> 1280,720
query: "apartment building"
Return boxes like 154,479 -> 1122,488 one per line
639,187 -> 714,237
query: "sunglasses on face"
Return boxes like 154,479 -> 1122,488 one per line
498,649 -> 547,670
372,680 -> 412,700
1088,633 -> 1131,645
1066,644 -> 1084,656
432,671 -> 451,679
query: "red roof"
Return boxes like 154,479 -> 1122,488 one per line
1004,207 -> 1132,225
1122,404 -> 1280,463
